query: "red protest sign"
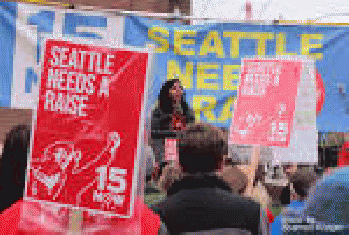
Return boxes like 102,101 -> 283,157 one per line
165,139 -> 178,162
165,139 -> 179,167
25,39 -> 149,217
229,59 -> 302,147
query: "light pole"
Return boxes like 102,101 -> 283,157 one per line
245,1 -> 252,21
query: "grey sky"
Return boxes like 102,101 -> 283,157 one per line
193,0 -> 349,22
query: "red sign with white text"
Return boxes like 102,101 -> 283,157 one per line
165,139 -> 178,162
165,139 -> 179,167
230,59 -> 302,147
25,39 -> 149,217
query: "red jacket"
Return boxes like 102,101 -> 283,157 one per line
265,208 -> 274,224
338,142 -> 349,167
0,199 -> 160,235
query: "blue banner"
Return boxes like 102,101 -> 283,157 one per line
0,2 -> 16,108
124,16 -> 349,132
0,3 -> 119,110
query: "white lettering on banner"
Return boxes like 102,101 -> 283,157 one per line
96,166 -> 108,190
247,62 -> 281,76
94,166 -> 127,207
99,76 -> 110,97
44,44 -> 117,117
269,121 -> 288,142
47,69 -> 95,95
93,191 -> 125,207
245,113 -> 262,128
19,9 -> 123,109
50,46 -> 115,74
44,90 -> 88,116
241,62 -> 281,96
279,103 -> 287,118
241,74 -> 273,96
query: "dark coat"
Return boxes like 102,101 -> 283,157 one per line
151,107 -> 195,134
154,174 -> 261,235
150,107 -> 195,163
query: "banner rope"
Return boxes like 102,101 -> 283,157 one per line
19,0 -> 69,7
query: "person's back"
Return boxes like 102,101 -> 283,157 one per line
270,169 -> 319,235
302,167 -> 349,227
154,124 -> 261,235
157,173 -> 260,235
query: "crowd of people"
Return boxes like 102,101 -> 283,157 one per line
0,77 -> 348,234
146,122 -> 349,234
145,79 -> 349,234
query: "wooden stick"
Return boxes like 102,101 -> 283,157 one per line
68,209 -> 82,235
245,145 -> 260,197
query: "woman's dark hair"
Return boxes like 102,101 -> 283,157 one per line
158,79 -> 190,117
0,125 -> 31,212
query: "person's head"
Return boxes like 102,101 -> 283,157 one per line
283,162 -> 297,178
0,125 -> 31,189
169,79 -> 183,103
290,170 -> 319,201
158,79 -> 189,114
221,166 -> 248,194
178,123 -> 226,174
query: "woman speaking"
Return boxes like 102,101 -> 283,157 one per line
151,78 -> 195,167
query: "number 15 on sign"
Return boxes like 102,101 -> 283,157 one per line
94,166 -> 127,207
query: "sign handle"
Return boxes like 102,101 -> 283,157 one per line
68,208 -> 82,235
245,145 -> 260,197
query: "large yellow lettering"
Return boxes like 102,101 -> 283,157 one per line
301,34 -> 323,60
148,27 -> 169,53
216,96 -> 236,122
197,63 -> 219,90
276,33 -> 297,55
223,32 -> 274,58
199,31 -> 225,58
193,96 -> 236,123
174,30 -> 196,56
167,60 -> 193,88
254,33 -> 274,56
223,65 -> 240,90
223,32 -> 242,59
192,96 -> 217,122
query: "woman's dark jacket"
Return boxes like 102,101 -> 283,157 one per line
151,107 -> 195,137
